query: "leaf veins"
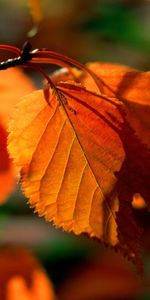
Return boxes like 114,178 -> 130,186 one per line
8,64 -> 150,270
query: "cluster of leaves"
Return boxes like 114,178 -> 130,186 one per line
0,56 -> 149,273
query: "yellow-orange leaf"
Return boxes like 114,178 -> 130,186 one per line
8,64 -> 150,268
75,63 -> 150,149
8,87 -> 125,247
52,63 -> 150,149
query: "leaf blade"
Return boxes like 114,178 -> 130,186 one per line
8,88 -> 122,247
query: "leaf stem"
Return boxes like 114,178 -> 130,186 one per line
31,57 -> 78,81
33,50 -> 105,94
0,45 -> 21,56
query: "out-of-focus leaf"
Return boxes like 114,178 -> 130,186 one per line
0,68 -> 34,203
0,122 -> 14,203
27,0 -> 43,37
0,247 -> 55,300
59,252 -> 142,300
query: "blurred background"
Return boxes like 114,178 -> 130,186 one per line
0,0 -> 150,299
0,0 -> 150,68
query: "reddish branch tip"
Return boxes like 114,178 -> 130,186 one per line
0,42 -> 104,95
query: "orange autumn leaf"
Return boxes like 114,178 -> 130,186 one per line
0,123 -> 14,203
52,64 -> 150,252
0,68 -> 34,203
0,68 -> 34,127
0,247 -> 55,300
68,62 -> 150,149
8,88 -> 123,245
8,64 -> 150,268
52,63 -> 150,149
